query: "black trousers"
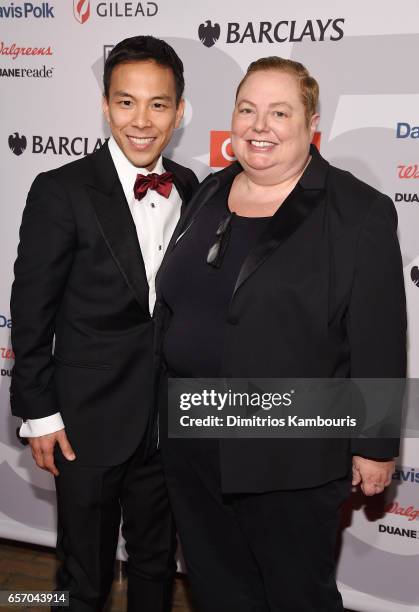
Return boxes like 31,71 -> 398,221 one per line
163,440 -> 350,612
53,442 -> 176,612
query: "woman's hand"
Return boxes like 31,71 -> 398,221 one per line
352,455 -> 395,496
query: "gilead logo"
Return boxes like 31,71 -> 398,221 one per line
210,130 -> 321,168
73,0 -> 90,24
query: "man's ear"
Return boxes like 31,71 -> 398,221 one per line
102,95 -> 110,124
175,98 -> 185,129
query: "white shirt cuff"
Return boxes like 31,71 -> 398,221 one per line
20,413 -> 65,437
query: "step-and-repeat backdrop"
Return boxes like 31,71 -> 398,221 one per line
1,2 -> 418,610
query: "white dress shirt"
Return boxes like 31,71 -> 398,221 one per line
20,137 -> 183,437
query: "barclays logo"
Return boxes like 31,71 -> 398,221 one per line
8,132 -> 27,155
198,18 -> 344,47
198,20 -> 221,48
8,133 -> 106,156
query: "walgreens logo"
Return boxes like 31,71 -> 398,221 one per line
384,501 -> 419,522
0,347 -> 14,361
0,41 -> 53,60
398,164 -> 419,179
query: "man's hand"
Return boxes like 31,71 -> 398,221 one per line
29,429 -> 76,476
352,455 -> 395,496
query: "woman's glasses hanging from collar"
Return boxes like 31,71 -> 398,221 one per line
207,212 -> 236,268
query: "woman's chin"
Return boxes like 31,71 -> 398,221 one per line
240,157 -> 276,174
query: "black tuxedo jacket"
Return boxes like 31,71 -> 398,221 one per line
10,143 -> 198,465
156,146 -> 407,493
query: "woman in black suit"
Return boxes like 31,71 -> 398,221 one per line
156,57 -> 406,612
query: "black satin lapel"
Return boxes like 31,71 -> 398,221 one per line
157,173 -> 188,283
88,183 -> 150,314
156,174 -> 222,290
175,175 -> 220,241
174,163 -> 242,246
233,185 -> 326,297
173,174 -> 187,211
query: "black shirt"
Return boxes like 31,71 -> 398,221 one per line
160,182 -> 270,377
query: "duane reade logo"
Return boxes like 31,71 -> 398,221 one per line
8,133 -> 107,156
73,0 -> 90,23
198,18 -> 344,46
395,193 -> 419,204
378,524 -> 418,540
8,132 -> 27,156
199,20 -> 221,48
0,2 -> 55,18
1,65 -> 54,78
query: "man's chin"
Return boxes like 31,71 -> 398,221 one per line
124,150 -> 160,171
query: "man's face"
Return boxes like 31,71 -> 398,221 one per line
103,60 -> 184,170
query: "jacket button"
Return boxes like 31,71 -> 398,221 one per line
227,316 -> 238,325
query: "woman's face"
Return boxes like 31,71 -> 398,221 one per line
231,70 -> 319,182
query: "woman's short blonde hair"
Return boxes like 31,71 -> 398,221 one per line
235,56 -> 319,125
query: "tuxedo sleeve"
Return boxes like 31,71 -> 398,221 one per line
347,194 -> 407,459
10,172 -> 76,420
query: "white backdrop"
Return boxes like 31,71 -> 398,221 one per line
1,1 -> 418,610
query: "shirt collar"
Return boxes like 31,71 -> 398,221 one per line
108,136 -> 164,200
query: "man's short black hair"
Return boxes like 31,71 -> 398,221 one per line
103,35 -> 184,105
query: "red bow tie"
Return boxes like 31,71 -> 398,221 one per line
133,171 -> 174,201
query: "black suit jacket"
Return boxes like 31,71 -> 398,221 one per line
157,146 -> 407,493
10,143 -> 198,465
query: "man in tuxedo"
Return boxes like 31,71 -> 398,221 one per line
10,35 -> 198,611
